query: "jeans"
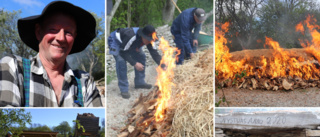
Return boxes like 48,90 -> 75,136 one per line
113,48 -> 147,93
173,34 -> 197,65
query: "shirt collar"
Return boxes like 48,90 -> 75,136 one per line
31,54 -> 75,81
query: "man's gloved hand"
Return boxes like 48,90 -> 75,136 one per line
193,39 -> 198,47
190,53 -> 195,59
160,64 -> 167,71
135,62 -> 144,71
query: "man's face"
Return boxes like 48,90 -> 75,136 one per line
36,13 -> 77,62
142,37 -> 150,45
194,15 -> 204,24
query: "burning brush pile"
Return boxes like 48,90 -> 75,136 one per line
216,15 -> 320,91
118,37 -> 213,137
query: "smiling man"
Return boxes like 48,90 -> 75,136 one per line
0,1 -> 102,107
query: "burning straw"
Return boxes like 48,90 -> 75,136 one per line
117,39 -> 214,137
216,15 -> 320,91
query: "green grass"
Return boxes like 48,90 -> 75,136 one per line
107,70 -> 116,85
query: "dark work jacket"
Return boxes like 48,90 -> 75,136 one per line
108,27 -> 161,66
171,7 -> 201,53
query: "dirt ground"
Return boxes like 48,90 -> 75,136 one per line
215,87 -> 320,107
106,65 -> 158,137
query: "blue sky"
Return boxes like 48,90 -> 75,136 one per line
1,0 -> 105,18
25,108 -> 105,129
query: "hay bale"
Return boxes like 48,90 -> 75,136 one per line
169,47 -> 214,137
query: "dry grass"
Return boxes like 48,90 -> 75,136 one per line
169,48 -> 214,137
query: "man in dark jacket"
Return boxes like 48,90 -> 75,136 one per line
171,8 -> 206,64
108,25 -> 162,99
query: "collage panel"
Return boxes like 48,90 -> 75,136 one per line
106,0 -> 213,136
0,108 -> 105,136
0,0 -> 105,107
215,0 -> 320,137
215,0 -> 320,107
0,0 -> 107,136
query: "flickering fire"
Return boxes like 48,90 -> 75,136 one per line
151,32 -> 158,47
154,37 -> 180,122
215,22 -> 247,80
216,15 -> 320,82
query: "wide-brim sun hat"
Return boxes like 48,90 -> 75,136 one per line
138,25 -> 158,42
18,1 -> 97,54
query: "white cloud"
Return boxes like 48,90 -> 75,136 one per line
12,0 -> 44,7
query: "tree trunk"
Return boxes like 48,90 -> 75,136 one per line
127,0 -> 131,28
162,0 -> 178,24
106,0 -> 122,38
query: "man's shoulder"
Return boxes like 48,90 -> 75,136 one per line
0,55 -> 24,67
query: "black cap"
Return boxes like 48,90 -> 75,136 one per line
194,8 -> 206,22
18,1 -> 97,54
138,25 -> 158,41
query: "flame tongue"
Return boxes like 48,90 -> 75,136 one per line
154,37 -> 180,122
151,32 -> 158,47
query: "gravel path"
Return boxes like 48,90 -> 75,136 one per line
106,65 -> 158,137
215,87 -> 320,107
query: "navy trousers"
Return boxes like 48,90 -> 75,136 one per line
173,34 -> 197,65
113,48 -> 147,93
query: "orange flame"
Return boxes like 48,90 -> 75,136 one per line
154,37 -> 180,122
215,22 -> 247,80
216,16 -> 320,82
150,32 -> 158,47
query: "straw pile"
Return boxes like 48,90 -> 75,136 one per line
117,47 -> 214,137
169,47 -> 214,137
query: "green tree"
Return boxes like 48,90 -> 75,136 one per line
258,0 -> 319,48
28,123 -> 51,132
0,9 -> 36,58
72,120 -> 85,133
53,121 -> 71,137
99,118 -> 105,137
70,12 -> 105,80
0,109 -> 32,137
215,0 -> 264,51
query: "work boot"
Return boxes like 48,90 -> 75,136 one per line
121,92 -> 130,99
135,83 -> 152,89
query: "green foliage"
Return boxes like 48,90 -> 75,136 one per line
28,123 -> 51,132
111,0 -> 165,30
0,10 -> 36,57
53,121 -> 72,136
100,118 -> 105,137
216,0 -> 320,51
0,109 -> 32,137
72,120 -> 85,133
70,11 -> 105,79
111,0 -> 213,31
235,70 -> 247,79
107,70 -> 117,85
